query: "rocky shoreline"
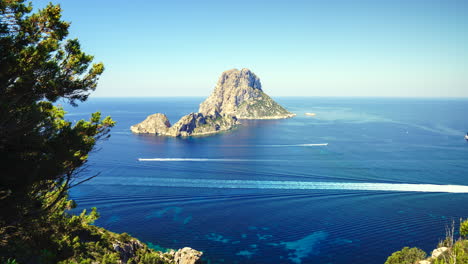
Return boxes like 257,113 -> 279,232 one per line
112,236 -> 202,264
237,113 -> 296,120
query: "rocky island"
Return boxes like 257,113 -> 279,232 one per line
131,68 -> 295,137
130,112 -> 238,137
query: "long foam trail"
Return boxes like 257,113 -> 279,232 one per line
218,143 -> 328,147
88,177 -> 468,193
256,143 -> 328,147
138,158 -> 279,162
296,143 -> 328,146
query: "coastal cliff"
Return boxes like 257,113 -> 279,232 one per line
130,68 -> 294,137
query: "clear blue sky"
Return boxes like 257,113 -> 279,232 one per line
34,0 -> 468,97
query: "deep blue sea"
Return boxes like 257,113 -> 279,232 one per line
64,97 -> 468,264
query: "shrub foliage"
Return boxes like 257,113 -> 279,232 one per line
384,247 -> 426,264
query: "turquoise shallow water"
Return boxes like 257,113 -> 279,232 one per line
66,97 -> 468,264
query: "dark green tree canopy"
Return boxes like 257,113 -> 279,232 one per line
0,0 -> 103,104
0,0 -> 114,228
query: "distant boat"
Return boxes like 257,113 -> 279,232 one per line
305,113 -> 316,116
465,133 -> 468,141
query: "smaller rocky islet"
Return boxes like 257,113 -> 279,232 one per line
130,68 -> 295,137
130,112 -> 238,137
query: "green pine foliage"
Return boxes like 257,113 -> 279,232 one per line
128,249 -> 167,264
1,175 -> 173,262
0,1 -> 171,263
0,0 -> 114,227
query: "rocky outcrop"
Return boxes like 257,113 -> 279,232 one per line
431,247 -> 448,258
414,246 -> 450,264
199,68 -> 295,119
170,112 -> 238,137
130,68 -> 294,137
172,247 -> 203,264
130,113 -> 171,134
112,239 -> 202,264
112,240 -> 145,263
131,112 -> 238,137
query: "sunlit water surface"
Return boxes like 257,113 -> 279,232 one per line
65,97 -> 468,264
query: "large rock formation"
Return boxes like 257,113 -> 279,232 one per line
199,68 -> 295,119
130,68 -> 294,137
131,112 -> 238,137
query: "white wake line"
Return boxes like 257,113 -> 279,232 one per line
138,158 -> 281,162
89,177 -> 468,193
138,144 -> 327,161
223,143 -> 329,147
263,143 -> 328,147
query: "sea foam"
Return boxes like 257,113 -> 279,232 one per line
87,177 -> 468,193
138,158 -> 278,162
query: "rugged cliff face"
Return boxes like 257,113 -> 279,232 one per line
130,113 -> 171,134
130,112 -> 238,137
170,112 -> 238,137
130,68 -> 294,137
199,68 -> 295,119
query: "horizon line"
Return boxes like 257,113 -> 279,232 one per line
88,95 -> 468,99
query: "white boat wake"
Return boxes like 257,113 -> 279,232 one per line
262,143 -> 329,147
87,177 -> 468,193
138,143 -> 328,162
221,143 -> 329,147
138,158 -> 281,162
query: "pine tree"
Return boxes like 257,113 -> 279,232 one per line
0,0 -> 114,238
